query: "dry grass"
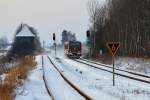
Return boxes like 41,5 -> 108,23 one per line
144,55 -> 150,61
0,56 -> 37,100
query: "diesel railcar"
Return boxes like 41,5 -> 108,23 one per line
64,41 -> 82,58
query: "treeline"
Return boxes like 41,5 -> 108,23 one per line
0,36 -> 8,49
61,30 -> 77,44
87,0 -> 150,57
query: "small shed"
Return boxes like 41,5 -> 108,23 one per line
8,24 -> 37,58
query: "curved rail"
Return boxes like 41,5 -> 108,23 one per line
43,75 -> 55,100
42,56 -> 55,100
47,56 -> 92,100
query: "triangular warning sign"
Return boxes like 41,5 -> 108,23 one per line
106,42 -> 120,56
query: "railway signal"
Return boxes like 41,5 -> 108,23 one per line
53,33 -> 56,41
52,33 -> 56,57
86,30 -> 92,58
106,42 -> 120,86
86,30 -> 91,38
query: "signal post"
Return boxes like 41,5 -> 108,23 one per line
53,33 -> 56,57
86,30 -> 92,58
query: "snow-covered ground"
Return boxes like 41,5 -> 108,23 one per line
0,52 -> 5,56
14,48 -> 150,100
15,56 -> 52,100
115,57 -> 150,75
43,55 -> 85,100
47,48 -> 150,100
50,56 -> 150,100
76,59 -> 150,82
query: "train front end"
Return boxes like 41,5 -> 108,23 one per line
64,41 -> 82,58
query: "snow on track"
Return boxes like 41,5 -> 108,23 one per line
50,56 -> 114,100
50,55 -> 150,100
43,55 -> 85,100
80,58 -> 150,78
75,59 -> 150,83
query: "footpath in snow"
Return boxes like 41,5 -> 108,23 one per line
15,56 -> 52,100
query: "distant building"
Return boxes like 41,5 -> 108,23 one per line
7,24 -> 41,58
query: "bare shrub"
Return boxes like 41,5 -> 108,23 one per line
0,56 -> 36,100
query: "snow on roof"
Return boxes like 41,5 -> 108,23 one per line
16,25 -> 35,37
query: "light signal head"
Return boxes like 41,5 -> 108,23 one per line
53,33 -> 55,41
86,30 -> 90,38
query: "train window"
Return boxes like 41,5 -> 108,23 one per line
64,44 -> 68,49
69,42 -> 81,50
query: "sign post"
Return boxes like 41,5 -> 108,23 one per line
106,42 -> 120,86
112,56 -> 115,86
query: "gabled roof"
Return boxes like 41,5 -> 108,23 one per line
16,25 -> 35,37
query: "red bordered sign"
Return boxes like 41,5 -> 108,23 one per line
106,42 -> 120,56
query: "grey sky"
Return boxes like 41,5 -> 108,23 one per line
0,0 -> 105,44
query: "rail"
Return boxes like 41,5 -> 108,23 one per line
47,56 -> 92,100
73,59 -> 150,84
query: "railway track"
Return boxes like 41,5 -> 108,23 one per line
41,56 -> 55,100
43,75 -> 55,100
80,58 -> 150,78
47,56 -> 92,100
72,58 -> 150,84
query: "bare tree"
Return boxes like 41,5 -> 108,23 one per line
87,0 -> 150,57
87,0 -> 100,57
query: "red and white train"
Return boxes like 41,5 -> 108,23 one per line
64,41 -> 82,58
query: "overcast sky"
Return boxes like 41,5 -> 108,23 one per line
0,0 -> 105,44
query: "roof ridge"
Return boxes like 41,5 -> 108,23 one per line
16,24 -> 35,37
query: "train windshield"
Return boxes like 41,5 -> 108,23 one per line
69,42 -> 81,50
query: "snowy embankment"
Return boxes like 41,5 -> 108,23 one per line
0,53 -> 3,56
50,56 -> 113,100
49,54 -> 150,100
115,57 -> 150,75
43,55 -> 85,100
15,56 -> 52,100
76,59 -> 150,82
